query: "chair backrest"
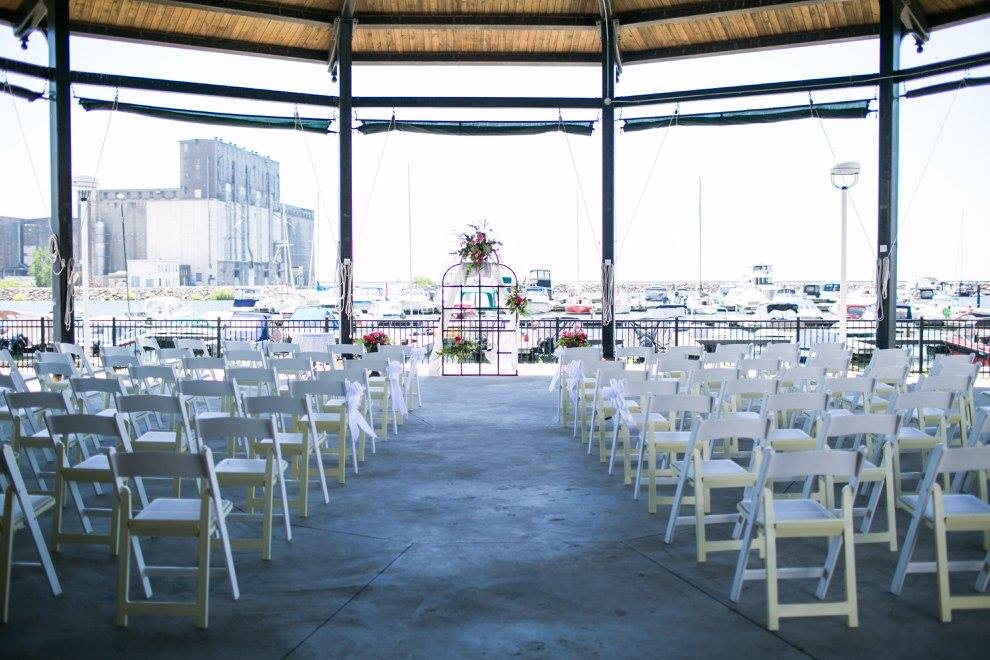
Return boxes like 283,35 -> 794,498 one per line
816,412 -> 898,449
223,340 -> 255,353
616,346 -> 652,361
377,345 -> 408,361
157,347 -> 192,366
868,364 -> 909,387
360,356 -> 390,373
178,378 -> 242,419
45,412 -> 133,457
226,366 -> 279,399
70,377 -> 126,412
35,351 -> 74,366
777,365 -> 826,391
56,342 -> 96,376
761,446 -> 866,482
918,373 -> 971,394
265,342 -> 300,357
805,352 -> 851,375
931,360 -> 979,380
138,336 -> 161,351
818,375 -> 875,397
5,390 -> 72,415
35,360 -> 75,382
888,390 -> 952,417
809,341 -> 846,356
329,343 -> 366,359
174,338 -> 210,355
686,417 -> 769,459
116,393 -> 184,416
101,345 -> 137,359
223,349 -> 267,366
762,391 -> 828,417
762,342 -> 799,366
103,355 -> 141,374
620,378 -> 679,399
932,353 -> 976,371
589,359 -> 626,379
663,345 -> 702,360
0,351 -> 29,392
720,377 -> 778,401
654,356 -> 699,378
289,378 -> 346,400
691,366 -> 739,392
128,364 -> 178,395
651,393 -> 713,424
268,357 -> 314,377
296,351 -> 335,370
710,342 -> 750,360
738,357 -> 779,377
315,370 -> 348,387
917,443 -> 990,500
868,348 -> 911,369
243,395 -> 316,436
196,416 -> 279,455
182,356 -> 226,379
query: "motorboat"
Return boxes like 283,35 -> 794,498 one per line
721,285 -> 767,314
523,287 -> 552,315
399,289 -> 437,315
564,297 -> 593,315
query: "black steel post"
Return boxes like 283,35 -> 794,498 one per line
47,0 -> 74,344
338,18 -> 354,345
917,316 -> 925,374
877,0 -> 902,350
600,20 -> 617,360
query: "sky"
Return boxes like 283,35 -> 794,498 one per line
0,19 -> 988,287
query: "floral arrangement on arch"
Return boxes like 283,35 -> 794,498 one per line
505,283 -> 529,316
454,223 -> 501,276
438,334 -> 482,362
361,331 -> 390,351
556,322 -> 588,348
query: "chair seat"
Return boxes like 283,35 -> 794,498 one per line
725,411 -> 760,421
900,493 -> 990,520
72,454 -> 111,472
896,427 -> 940,449
195,411 -> 231,422
216,457 -> 288,476
301,413 -> 343,425
258,432 -> 305,448
675,458 -> 750,479
0,493 -> 55,527
740,498 -> 837,524
767,428 -> 815,451
648,431 -> 691,447
130,497 -> 234,535
133,430 -> 179,448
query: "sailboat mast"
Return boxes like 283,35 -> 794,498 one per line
575,187 -> 580,285
407,165 -> 413,283
698,177 -> 702,295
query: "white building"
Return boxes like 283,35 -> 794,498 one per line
127,259 -> 181,288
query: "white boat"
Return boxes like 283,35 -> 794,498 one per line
399,289 -> 436,315
523,287 -> 552,315
721,284 -> 768,314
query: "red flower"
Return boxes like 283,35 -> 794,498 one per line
454,335 -> 462,343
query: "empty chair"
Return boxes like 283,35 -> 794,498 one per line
653,356 -> 698,392
719,377 -> 778,420
689,366 -> 738,399
664,417 -> 769,562
813,412 -> 900,550
329,343 -> 366,364
290,379 -> 354,485
196,416 -> 291,560
268,357 -> 314,394
70,376 -> 126,417
56,342 -> 97,378
818,376 -> 875,413
866,363 -> 910,412
635,393 -> 713,514
174,338 -> 211,356
222,340 -> 255,353
182,356 -> 226,380
663,345 -> 702,360
102,354 -> 141,384
702,343 -> 749,367
806,351 -> 851,377
730,446 -> 867,630
34,360 -> 76,395
761,391 -> 828,452
586,361 -> 637,454
116,394 -> 195,455
616,346 -> 654,371
887,390 -> 952,500
178,379 -> 242,423
918,373 -> 974,443
762,343 -> 799,368
265,342 -> 300,359
606,380 -> 679,483
226,366 -> 279,401
45,412 -> 146,554
156,347 -> 193,370
0,443 -> 61,623
107,447 -> 238,629
777,365 -> 826,392
738,356 -> 780,378
223,349 -> 267,368
136,336 -> 161,364
931,353 -> 976,374
890,434 -> 990,622
128,364 -> 179,397
0,349 -> 30,393
296,351 -> 336,373
242,395 -> 329,517
5,391 -> 75,490
867,347 -> 911,370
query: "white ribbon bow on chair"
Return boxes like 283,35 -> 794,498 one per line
603,378 -> 636,430
565,360 -> 584,437
344,379 -> 377,442
386,359 -> 409,418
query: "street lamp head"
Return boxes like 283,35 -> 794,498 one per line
115,192 -> 126,201
830,161 -> 860,189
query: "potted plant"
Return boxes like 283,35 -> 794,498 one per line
556,322 -> 588,348
361,330 -> 390,352
454,223 -> 501,276
438,334 -> 483,363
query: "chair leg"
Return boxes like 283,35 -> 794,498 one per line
694,476 -> 707,562
116,525 -> 131,627
195,524 -> 211,629
842,495 -> 859,628
765,528 -> 780,631
934,519 -> 953,623
261,479 -> 274,561
663,468 -> 689,544
0,515 -> 13,624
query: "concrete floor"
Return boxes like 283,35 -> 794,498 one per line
2,376 -> 988,658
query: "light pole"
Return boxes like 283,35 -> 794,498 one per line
116,193 -> 132,317
830,161 -> 860,345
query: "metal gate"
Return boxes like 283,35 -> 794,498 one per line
440,260 -> 518,376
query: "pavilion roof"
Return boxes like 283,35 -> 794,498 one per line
0,1 -> 987,66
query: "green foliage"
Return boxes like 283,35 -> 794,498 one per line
0,277 -> 26,289
29,248 -> 52,288
411,275 -> 435,288
208,288 -> 235,301
12,292 -> 27,301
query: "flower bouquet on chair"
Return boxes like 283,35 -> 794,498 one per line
556,322 -> 588,348
505,283 -> 529,316
361,331 -> 390,352
454,223 -> 501,277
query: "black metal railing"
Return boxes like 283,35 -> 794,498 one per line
0,316 -> 986,376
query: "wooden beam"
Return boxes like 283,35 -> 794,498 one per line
928,1 -> 990,29
141,0 -> 332,28
618,0 -> 831,28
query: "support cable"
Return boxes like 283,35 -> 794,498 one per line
559,111 -> 600,251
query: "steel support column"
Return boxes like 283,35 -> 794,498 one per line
47,0 -> 73,344
877,0 -> 902,350
338,18 -> 354,344
600,20 -> 617,360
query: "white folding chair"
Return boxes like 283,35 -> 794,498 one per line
813,412 -> 900,550
0,443 -> 61,623
606,380 -> 679,483
108,447 -> 238,629
818,375 -> 875,414
182,356 -> 226,381
888,390 -> 952,500
242,395 -> 329,516
265,342 -> 300,359
70,376 -> 126,418
5,391 -> 75,491
730,446 -> 867,630
290,379 -> 354,484
195,416 -> 291,560
890,435 -> 990,622
761,391 -> 828,452
777,365 -> 825,393
45,412 -> 148,554
174,338 -> 211,356
128,364 -> 179,398
738,357 -> 780,378
762,342 -> 799,368
56,342 -> 97,378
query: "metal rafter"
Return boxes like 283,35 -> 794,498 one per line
12,0 -> 46,43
